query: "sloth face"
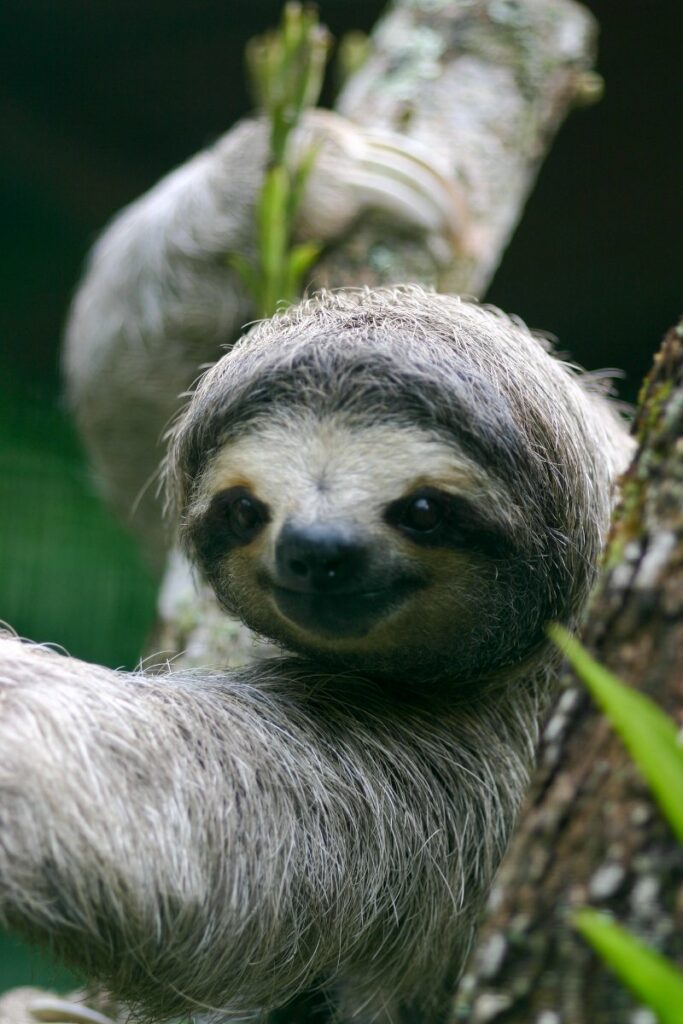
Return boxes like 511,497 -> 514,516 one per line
186,412 -> 532,683
170,289 -> 622,682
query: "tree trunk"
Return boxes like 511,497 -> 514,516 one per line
452,320 -> 683,1023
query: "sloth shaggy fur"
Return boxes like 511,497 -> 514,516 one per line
0,288 -> 632,1024
0,110 -> 633,1024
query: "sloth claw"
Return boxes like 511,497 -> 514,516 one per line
28,997 -> 116,1024
295,110 -> 469,256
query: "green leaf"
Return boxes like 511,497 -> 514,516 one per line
295,24 -> 330,116
258,165 -> 290,316
287,143 -> 320,224
226,253 -> 259,300
576,909 -> 683,1024
285,241 -> 321,297
335,31 -> 370,95
282,1 -> 303,56
549,626 -> 683,843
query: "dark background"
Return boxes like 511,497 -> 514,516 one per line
0,0 -> 680,997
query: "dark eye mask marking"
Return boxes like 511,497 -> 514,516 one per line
384,486 -> 514,558
192,486 -> 271,566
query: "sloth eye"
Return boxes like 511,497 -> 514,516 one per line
384,486 -> 510,557
400,495 -> 443,533
230,496 -> 262,537
384,488 -> 449,540
211,487 -> 270,546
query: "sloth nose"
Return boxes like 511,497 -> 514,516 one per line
275,522 -> 368,593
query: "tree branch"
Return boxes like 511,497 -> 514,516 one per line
323,0 -> 597,296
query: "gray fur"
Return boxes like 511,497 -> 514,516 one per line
2,109 -> 634,1024
0,287 -> 632,1024
0,634 -> 539,1023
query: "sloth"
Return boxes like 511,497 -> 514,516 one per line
0,288 -> 632,1024
0,113 -> 632,1024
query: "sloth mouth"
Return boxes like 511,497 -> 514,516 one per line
271,582 -> 420,638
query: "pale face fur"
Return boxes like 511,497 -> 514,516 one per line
187,411 -> 521,683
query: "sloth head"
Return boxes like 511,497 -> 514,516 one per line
167,286 -> 625,685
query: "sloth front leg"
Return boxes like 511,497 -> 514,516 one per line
63,111 -> 462,568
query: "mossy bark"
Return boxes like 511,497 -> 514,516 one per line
452,320 -> 683,1023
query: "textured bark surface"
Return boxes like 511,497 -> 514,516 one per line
324,0 -> 597,297
452,321 -> 683,1023
154,0 -> 598,668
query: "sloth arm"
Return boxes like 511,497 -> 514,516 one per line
0,636 -> 528,1021
63,119 -> 268,566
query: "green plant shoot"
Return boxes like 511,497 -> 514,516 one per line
230,3 -> 332,318
335,31 -> 370,95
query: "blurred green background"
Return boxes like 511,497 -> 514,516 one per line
0,0 -> 680,999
